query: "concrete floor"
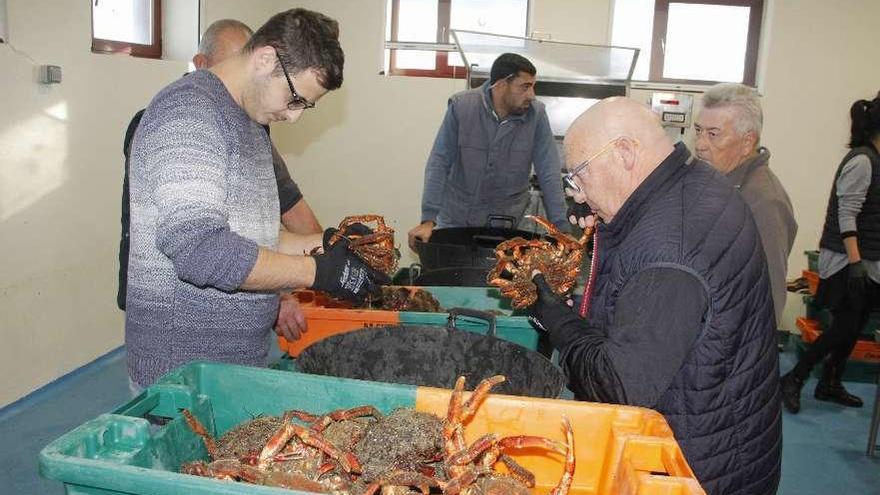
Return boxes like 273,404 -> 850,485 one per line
1,346 -> 878,494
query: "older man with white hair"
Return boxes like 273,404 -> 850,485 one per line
695,83 -> 797,327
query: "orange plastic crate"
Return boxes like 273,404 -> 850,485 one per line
797,317 -> 880,363
802,270 -> 819,295
278,290 -> 401,357
278,288 -> 540,357
415,386 -> 705,495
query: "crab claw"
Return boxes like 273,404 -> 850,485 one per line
549,415 -> 576,495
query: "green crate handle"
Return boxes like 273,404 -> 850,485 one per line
113,391 -> 161,418
446,307 -> 497,337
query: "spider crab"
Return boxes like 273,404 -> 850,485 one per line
329,214 -> 398,276
180,406 -> 382,493
364,376 -> 576,494
487,215 -> 592,309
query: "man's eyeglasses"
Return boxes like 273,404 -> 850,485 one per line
562,138 -> 624,193
277,53 -> 315,111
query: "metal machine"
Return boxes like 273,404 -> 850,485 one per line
651,92 -> 695,142
452,30 -> 640,138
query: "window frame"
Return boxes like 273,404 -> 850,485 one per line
386,0 -> 530,79
648,0 -> 763,86
91,0 -> 162,59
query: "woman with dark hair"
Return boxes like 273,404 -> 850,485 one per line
781,93 -> 880,413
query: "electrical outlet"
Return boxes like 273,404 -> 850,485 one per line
39,65 -> 62,84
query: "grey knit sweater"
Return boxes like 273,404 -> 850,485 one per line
126,70 -> 280,387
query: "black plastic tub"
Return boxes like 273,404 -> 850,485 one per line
414,215 -> 549,271
412,266 -> 492,287
297,309 -> 565,398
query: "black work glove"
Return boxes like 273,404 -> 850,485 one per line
322,223 -> 374,252
527,274 -> 576,335
847,260 -> 869,302
312,237 -> 390,303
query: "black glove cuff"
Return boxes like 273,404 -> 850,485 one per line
566,202 -> 592,223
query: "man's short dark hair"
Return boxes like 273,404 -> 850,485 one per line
244,8 -> 344,90
489,53 -> 536,84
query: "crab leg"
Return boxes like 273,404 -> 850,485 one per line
448,432 -> 566,469
312,405 -> 383,432
444,376 -> 467,453
261,419 -> 363,473
460,375 -> 506,423
446,433 -> 498,465
442,466 -> 490,495
549,416 -> 576,495
180,409 -> 219,460
499,454 -> 537,488
283,409 -> 322,424
369,470 -> 441,494
295,423 -> 362,474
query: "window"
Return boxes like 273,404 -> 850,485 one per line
611,0 -> 763,85
385,0 -> 529,78
91,0 -> 162,59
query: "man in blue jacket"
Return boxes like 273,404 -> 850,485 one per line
530,97 -> 781,495
408,53 -> 567,248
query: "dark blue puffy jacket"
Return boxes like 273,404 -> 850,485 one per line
586,143 -> 781,494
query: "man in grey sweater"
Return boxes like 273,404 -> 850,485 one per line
695,83 -> 797,327
126,9 -> 386,388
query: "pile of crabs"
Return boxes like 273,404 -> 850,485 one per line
180,375 -> 575,494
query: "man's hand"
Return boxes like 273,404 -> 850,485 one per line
527,273 -> 575,332
847,260 -> 869,302
408,221 -> 435,250
275,292 -> 307,342
567,202 -> 597,230
312,236 -> 390,303
316,224 -> 374,254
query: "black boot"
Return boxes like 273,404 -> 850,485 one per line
780,371 -> 805,414
814,362 -> 863,408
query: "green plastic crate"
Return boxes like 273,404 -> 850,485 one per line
40,362 -> 418,495
805,250 -> 819,272
280,286 -> 544,357
403,286 -> 541,351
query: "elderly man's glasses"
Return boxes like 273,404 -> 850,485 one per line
277,53 -> 315,111
562,138 -> 622,193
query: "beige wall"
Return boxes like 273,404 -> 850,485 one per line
531,0 -> 610,44
0,0 -> 186,406
200,0 -> 277,36
761,0 -> 880,273
3,0 -> 880,407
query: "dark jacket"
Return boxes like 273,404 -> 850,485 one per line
820,145 -> 880,260
550,144 -> 781,495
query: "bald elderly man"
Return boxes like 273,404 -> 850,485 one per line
529,98 -> 781,494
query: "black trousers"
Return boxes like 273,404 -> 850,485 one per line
794,267 -> 879,379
